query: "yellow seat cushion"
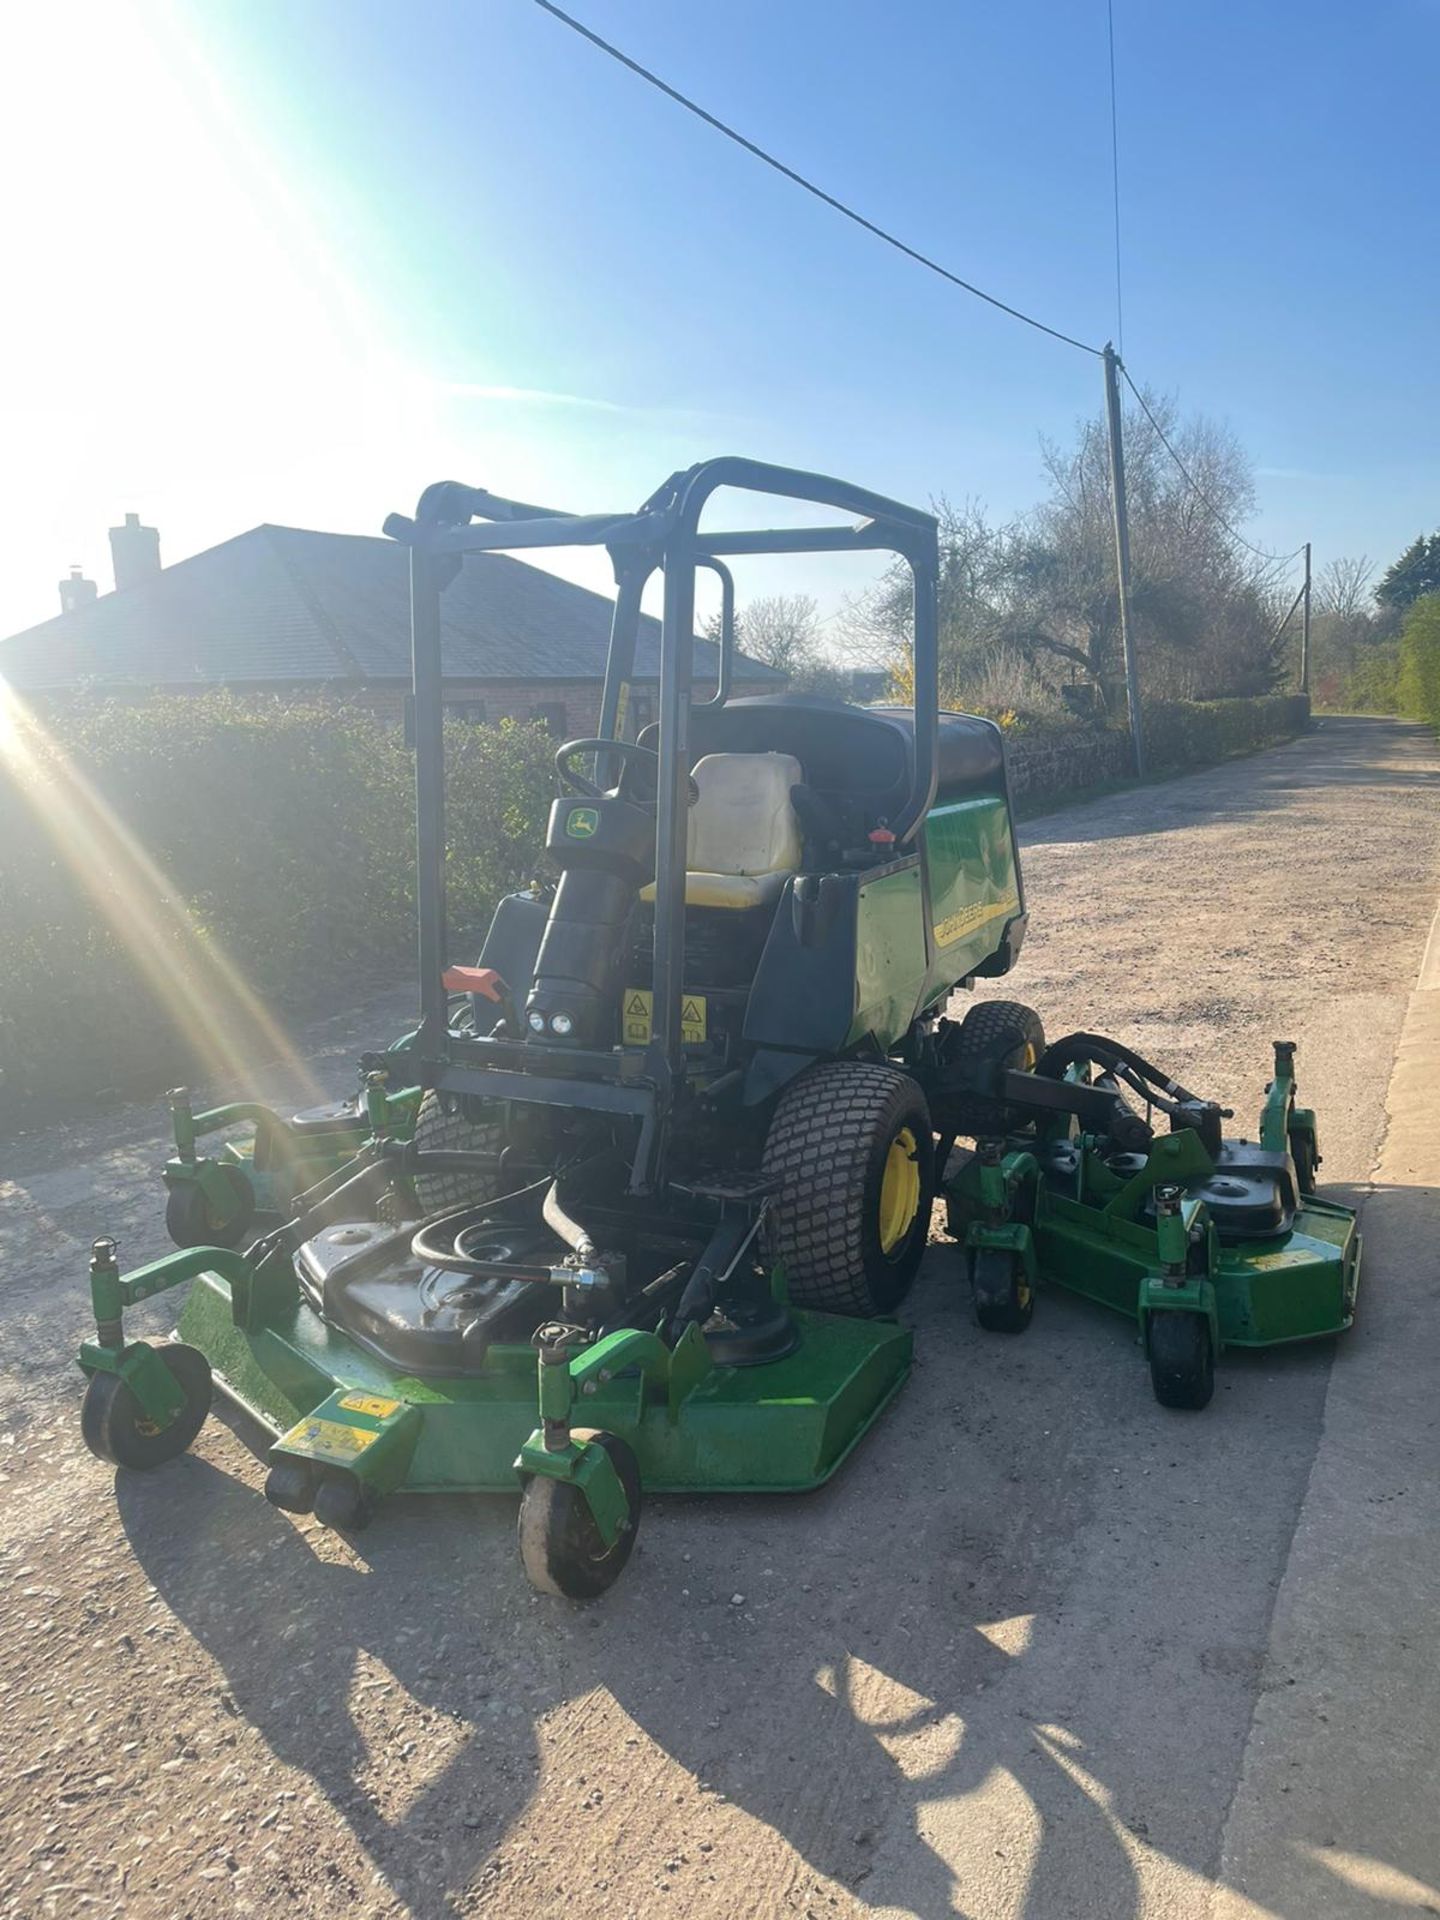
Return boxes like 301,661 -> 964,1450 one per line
640,869 -> 791,911
638,752 -> 803,912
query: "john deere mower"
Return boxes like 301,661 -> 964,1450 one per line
74,455 -> 1359,1597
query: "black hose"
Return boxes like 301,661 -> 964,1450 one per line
1034,1033 -> 1204,1112
543,1177 -> 598,1263
409,1170 -> 558,1273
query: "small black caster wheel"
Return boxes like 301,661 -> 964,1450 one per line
1289,1129 -> 1319,1195
970,1246 -> 1034,1334
81,1343 -> 212,1469
165,1168 -> 255,1250
313,1474 -> 374,1532
1148,1310 -> 1214,1410
264,1458 -> 317,1514
517,1429 -> 641,1600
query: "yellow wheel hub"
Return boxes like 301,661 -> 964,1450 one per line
878,1126 -> 922,1254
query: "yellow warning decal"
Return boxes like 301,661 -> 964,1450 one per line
281,1417 -> 380,1465
338,1393 -> 401,1419
932,894 -> 1019,949
621,987 -> 707,1046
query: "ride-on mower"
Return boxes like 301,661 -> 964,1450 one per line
75,456 -> 1360,1597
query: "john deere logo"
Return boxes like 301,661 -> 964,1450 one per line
566,807 -> 600,839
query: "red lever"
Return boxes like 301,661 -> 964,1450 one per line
442,966 -> 507,1002
868,826 -> 896,845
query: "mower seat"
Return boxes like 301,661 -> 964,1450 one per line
640,751 -> 803,911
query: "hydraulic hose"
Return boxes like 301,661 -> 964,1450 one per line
1034,1033 -> 1205,1114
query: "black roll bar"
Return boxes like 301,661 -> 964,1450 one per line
389,456 -> 940,1126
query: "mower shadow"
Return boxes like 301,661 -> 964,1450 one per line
119,1444 -> 1148,1920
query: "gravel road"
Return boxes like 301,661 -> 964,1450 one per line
2,715 -> 1437,1920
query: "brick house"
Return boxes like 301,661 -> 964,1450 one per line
0,517 -> 782,731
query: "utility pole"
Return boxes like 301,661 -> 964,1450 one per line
1102,343 -> 1145,777
1300,541 -> 1312,697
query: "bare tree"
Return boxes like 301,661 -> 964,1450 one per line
733,594 -> 821,677
713,592 -> 850,697
1315,555 -> 1373,620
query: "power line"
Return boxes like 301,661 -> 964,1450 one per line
529,0 -> 1302,571
1106,0 -> 1124,355
1119,365 -> 1304,566
528,0 -> 1104,358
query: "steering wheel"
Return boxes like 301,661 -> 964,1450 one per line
554,737 -> 660,799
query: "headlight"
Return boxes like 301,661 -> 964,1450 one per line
527,1010 -> 546,1034
550,1011 -> 575,1037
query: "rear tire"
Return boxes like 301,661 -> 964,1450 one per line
942,1000 -> 1045,1138
1148,1310 -> 1214,1410
412,1091 -> 502,1216
763,1062 -> 935,1316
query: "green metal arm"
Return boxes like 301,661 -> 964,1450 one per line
1258,1040 -> 1297,1153
77,1239 -> 264,1427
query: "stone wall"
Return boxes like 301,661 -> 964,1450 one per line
1002,692 -> 1311,814
1005,728 -> 1135,808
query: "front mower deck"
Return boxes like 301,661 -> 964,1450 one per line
177,1272 -> 913,1495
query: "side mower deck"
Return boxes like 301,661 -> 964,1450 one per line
943,1033 -> 1362,1409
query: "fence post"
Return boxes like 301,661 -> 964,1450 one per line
1102,344 -> 1145,777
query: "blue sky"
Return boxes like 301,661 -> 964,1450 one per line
2,0 -> 1436,636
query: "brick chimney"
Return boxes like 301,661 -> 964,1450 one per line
109,512 -> 161,591
59,566 -> 98,615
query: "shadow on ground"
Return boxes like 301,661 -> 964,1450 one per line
109,1184 -> 1412,1920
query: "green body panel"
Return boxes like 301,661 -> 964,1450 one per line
849,862 -> 929,1048
920,795 -> 1021,1001
176,1273 -> 913,1494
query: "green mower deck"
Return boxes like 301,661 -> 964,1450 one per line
175,1273 -> 912,1496
943,1034 -> 1361,1408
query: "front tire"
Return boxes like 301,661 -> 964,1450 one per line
1289,1128 -> 1319,1195
412,1090 -> 502,1215
164,1167 -> 254,1250
518,1430 -> 641,1600
763,1062 -> 935,1316
1148,1310 -> 1214,1410
970,1245 -> 1034,1334
81,1343 -> 213,1469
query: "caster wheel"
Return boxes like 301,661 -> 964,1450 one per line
1148,1311 -> 1214,1410
81,1343 -> 212,1469
165,1168 -> 254,1250
264,1458 -> 317,1514
1289,1129 -> 1319,1195
313,1475 -> 374,1531
518,1429 -> 641,1600
970,1246 -> 1034,1334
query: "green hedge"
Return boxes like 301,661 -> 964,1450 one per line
1398,595 -> 1440,732
1141,692 -> 1311,773
0,693 -> 554,1119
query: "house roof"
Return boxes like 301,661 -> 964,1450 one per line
0,524 -> 782,693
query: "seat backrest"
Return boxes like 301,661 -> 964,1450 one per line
687,753 -> 803,877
